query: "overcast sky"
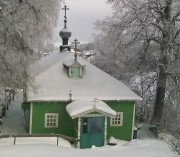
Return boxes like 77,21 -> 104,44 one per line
54,0 -> 112,44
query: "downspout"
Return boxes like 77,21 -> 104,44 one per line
23,109 -> 28,131
77,117 -> 81,148
104,116 -> 107,145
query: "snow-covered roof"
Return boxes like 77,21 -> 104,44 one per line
66,99 -> 116,119
63,57 -> 85,67
27,51 -> 142,102
29,50 -> 69,77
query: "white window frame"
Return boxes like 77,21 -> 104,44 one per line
110,112 -> 123,126
45,113 -> 58,128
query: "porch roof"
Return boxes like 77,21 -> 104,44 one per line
66,99 -> 116,119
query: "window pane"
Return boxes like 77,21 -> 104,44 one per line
111,113 -> 123,126
82,118 -> 88,134
45,113 -> 58,128
90,117 -> 102,133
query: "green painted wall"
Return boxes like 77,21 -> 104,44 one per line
22,102 -> 30,110
22,100 -> 135,141
25,109 -> 30,131
106,101 -> 135,141
22,103 -> 30,131
31,101 -> 76,138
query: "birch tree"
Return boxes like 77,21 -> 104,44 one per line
0,0 -> 61,100
95,0 -> 180,124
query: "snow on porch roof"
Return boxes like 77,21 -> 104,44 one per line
66,99 -> 116,119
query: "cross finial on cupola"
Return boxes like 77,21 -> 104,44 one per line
59,5 -> 72,52
62,5 -> 69,28
72,38 -> 80,61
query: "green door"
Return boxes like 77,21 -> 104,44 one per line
80,117 -> 104,149
71,67 -> 80,78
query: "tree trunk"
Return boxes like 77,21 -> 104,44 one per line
152,0 -> 172,124
152,59 -> 167,123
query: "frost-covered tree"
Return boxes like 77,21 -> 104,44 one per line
169,134 -> 180,156
94,0 -> 180,124
0,0 -> 61,100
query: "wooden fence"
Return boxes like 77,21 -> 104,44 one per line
0,134 -> 79,146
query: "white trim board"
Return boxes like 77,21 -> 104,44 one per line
131,103 -> 135,139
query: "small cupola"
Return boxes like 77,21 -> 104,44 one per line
59,5 -> 72,52
63,39 -> 85,78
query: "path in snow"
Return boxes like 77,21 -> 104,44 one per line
0,95 -> 26,135
138,123 -> 156,139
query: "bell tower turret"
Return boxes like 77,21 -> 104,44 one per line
59,5 -> 72,52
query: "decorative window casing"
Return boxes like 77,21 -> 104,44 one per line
110,112 -> 123,126
45,113 -> 58,128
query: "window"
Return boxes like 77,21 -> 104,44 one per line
45,113 -> 58,128
70,67 -> 81,78
110,112 -> 123,126
82,118 -> 88,134
90,117 -> 103,133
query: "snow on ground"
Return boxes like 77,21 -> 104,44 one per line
0,137 -> 72,148
0,138 -> 176,157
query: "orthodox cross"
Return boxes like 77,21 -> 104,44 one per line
72,39 -> 80,61
62,5 -> 69,28
92,98 -> 99,109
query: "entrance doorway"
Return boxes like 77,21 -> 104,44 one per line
80,117 -> 104,148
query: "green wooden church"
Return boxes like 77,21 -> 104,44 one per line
22,5 -> 142,149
